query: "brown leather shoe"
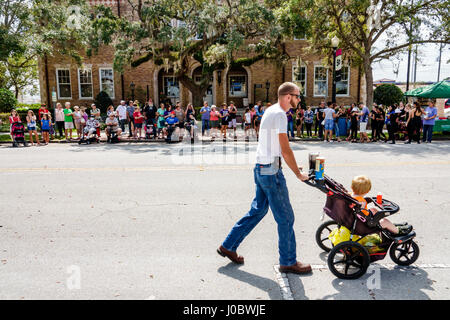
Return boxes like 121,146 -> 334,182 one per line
279,261 -> 312,274
217,245 -> 244,264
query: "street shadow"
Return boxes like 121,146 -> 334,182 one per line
319,266 -> 433,300
217,263 -> 283,300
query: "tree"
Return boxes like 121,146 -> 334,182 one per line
278,0 -> 450,107
94,91 -> 113,114
0,88 -> 18,112
89,0 -> 292,107
374,83 -> 403,106
0,0 -> 91,101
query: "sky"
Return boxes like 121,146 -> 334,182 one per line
372,43 -> 449,83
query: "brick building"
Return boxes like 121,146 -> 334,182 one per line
38,0 -> 364,110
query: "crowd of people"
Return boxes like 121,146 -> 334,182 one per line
6,98 -> 439,145
289,100 -> 439,144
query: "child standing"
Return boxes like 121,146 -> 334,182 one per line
41,113 -> 51,145
26,110 -> 40,146
133,106 -> 144,139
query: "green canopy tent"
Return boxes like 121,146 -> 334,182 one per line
404,80 -> 450,98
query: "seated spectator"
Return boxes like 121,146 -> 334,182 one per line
105,112 -> 122,142
164,112 -> 179,141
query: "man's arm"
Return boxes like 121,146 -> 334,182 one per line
279,133 -> 308,181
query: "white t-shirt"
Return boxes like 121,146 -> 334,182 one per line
244,112 -> 251,124
323,107 -> 335,120
255,103 -> 287,164
116,105 -> 127,120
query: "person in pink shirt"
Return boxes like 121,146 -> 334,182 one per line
9,109 -> 21,138
209,105 -> 220,140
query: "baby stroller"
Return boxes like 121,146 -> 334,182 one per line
145,121 -> 155,139
79,118 -> 100,145
11,122 -> 27,147
304,174 -> 419,279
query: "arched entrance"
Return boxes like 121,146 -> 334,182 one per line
225,66 -> 251,108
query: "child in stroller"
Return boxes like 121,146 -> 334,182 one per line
79,116 -> 100,144
305,173 -> 419,279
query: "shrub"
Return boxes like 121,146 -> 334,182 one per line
94,91 -> 114,114
374,84 -> 404,107
0,88 -> 18,113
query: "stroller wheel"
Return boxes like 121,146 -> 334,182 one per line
389,240 -> 419,266
328,241 -> 370,279
315,220 -> 339,252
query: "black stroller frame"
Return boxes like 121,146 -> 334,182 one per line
305,173 -> 419,279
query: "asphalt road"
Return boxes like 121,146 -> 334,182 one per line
0,139 -> 449,300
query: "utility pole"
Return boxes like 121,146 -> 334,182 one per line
413,45 -> 418,86
437,43 -> 443,82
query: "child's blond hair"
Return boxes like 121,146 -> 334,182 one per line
351,175 -> 372,195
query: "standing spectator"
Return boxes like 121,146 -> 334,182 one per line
244,107 -> 252,140
422,100 -> 438,143
254,100 -> 262,113
133,106 -> 144,139
209,105 -> 220,140
63,102 -> 74,141
254,105 -> 265,140
38,104 -> 49,128
347,104 -> 359,142
286,106 -> 295,139
323,102 -> 336,142
200,101 -> 211,137
228,102 -> 238,139
73,106 -> 83,140
250,105 -> 256,133
54,103 -> 65,138
90,103 -> 101,138
40,113 -> 51,145
386,105 -> 398,144
126,101 -> 135,138
144,99 -> 158,139
317,102 -> 325,139
26,110 -> 40,146
304,106 -> 314,138
369,105 -> 378,142
375,106 -> 387,142
106,105 -> 115,116
358,103 -> 370,143
405,102 -> 423,144
219,103 -> 229,141
157,103 -> 167,138
116,100 -> 128,134
80,106 -> 88,137
295,107 -> 304,138
185,103 -> 196,143
334,104 -> 346,142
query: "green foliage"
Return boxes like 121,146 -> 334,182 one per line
0,89 -> 18,113
374,84 -> 404,107
94,91 -> 114,114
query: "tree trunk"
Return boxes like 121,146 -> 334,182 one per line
364,56 -> 374,108
178,74 -> 209,108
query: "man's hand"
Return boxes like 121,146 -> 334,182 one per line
296,171 -> 309,181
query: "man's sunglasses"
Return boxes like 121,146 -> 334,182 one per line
289,94 -> 301,99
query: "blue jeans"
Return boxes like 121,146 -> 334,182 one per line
202,119 -> 210,135
222,164 -> 297,266
287,121 -> 294,138
333,121 -> 339,137
422,124 -> 434,142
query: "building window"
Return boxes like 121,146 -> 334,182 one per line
314,66 -> 328,97
56,69 -> 72,99
78,68 -> 93,99
229,75 -> 247,97
336,66 -> 350,96
163,76 -> 180,98
99,68 -> 115,99
292,65 -> 307,96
